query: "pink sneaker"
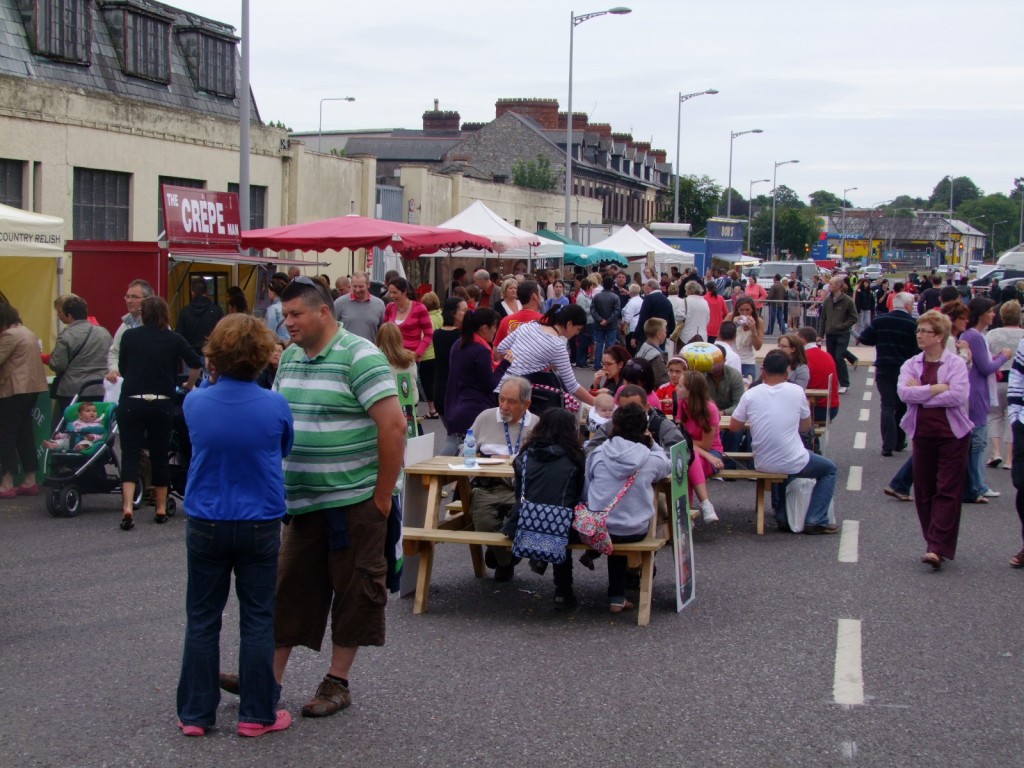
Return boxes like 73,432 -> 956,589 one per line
238,709 -> 292,738
177,721 -> 206,737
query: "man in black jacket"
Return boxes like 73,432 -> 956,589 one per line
175,278 -> 223,359
859,291 -> 918,455
591,277 -> 623,367
632,279 -> 675,350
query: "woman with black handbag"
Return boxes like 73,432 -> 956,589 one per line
510,408 -> 585,606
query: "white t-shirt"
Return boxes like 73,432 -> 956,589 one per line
720,342 -> 743,373
732,381 -> 810,474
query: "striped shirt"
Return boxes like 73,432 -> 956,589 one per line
496,321 -> 579,394
1007,337 -> 1024,426
274,325 -> 397,514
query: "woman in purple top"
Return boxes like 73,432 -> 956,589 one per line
444,307 -> 511,437
959,298 -> 1013,503
898,310 -> 971,569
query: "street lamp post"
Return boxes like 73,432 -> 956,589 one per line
725,128 -> 762,218
747,178 -> 769,254
992,219 -> 1009,259
566,7 -> 631,240
770,159 -> 799,261
317,97 -> 356,154
672,88 -> 718,223
839,186 -> 857,263
239,0 -> 250,229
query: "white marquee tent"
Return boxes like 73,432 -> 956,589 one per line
0,203 -> 66,345
426,200 -> 563,261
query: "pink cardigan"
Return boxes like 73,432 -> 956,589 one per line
383,300 -> 434,359
897,348 -> 972,439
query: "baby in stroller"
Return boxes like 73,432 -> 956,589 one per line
43,402 -> 105,453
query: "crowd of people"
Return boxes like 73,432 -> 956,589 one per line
6,256 -> 1024,740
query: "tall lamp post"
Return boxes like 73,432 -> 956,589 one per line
318,97 -> 356,154
565,7 -> 631,239
747,178 -> 770,254
770,159 -> 799,260
992,219 -> 1008,260
839,186 -> 857,263
239,0 -> 250,229
725,128 -> 762,217
672,89 -> 718,223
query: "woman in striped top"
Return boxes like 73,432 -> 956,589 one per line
496,303 -> 601,407
383,277 -> 433,362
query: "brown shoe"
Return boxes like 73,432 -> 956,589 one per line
301,677 -> 352,718
804,524 -> 840,535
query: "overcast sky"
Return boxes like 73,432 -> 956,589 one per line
175,0 -> 1022,210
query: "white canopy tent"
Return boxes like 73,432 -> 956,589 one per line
590,225 -> 696,275
424,200 -> 563,261
0,203 -> 66,346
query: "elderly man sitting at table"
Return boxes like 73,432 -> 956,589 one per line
467,376 -> 538,582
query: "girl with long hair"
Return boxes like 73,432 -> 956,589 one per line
675,371 -> 722,523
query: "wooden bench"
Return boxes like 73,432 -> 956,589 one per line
403,526 -> 668,626
718,452 -> 788,535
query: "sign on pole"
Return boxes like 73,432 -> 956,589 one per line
669,441 -> 696,612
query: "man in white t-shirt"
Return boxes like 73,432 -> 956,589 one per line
729,350 -> 838,534
715,321 -> 744,374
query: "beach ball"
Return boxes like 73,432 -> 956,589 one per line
681,341 -> 722,373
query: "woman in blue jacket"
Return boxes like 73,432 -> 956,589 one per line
176,314 -> 294,738
444,307 -> 511,438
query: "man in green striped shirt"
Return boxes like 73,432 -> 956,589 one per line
268,276 -> 406,718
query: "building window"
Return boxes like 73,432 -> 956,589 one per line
73,168 -> 130,240
125,11 -> 171,83
157,176 -> 204,237
199,34 -> 236,97
0,160 -> 25,208
228,183 -> 266,230
33,0 -> 90,63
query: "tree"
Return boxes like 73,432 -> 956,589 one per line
772,184 -> 804,208
511,155 -> 557,191
889,194 -> 926,211
266,120 -> 292,131
748,206 -> 820,259
928,175 -> 981,211
656,174 -> 722,234
809,190 -> 846,212
718,187 -> 746,216
957,194 -> 1021,257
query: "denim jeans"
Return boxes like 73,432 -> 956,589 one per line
592,324 -> 619,369
772,453 -> 838,526
890,455 -> 914,495
962,423 -> 990,501
825,332 -> 852,388
767,305 -> 787,336
575,325 -> 594,367
177,517 -> 282,728
875,367 -> 906,453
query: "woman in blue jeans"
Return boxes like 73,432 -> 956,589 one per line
176,315 -> 294,738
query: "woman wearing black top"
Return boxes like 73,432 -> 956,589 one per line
431,297 -> 467,454
118,297 -> 202,530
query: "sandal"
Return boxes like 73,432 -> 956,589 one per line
608,598 -> 635,614
987,457 -> 1003,468
921,553 -> 942,570
154,512 -> 169,524
425,411 -> 440,420
973,496 -> 989,504
119,514 -> 134,531
1010,549 -> 1024,569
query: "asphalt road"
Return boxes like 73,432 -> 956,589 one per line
2,357 -> 1023,767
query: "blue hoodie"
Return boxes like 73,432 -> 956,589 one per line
585,437 -> 670,537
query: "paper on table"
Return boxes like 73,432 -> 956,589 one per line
446,458 -> 508,469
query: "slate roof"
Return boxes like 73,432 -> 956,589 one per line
0,0 -> 259,122
343,136 -> 462,161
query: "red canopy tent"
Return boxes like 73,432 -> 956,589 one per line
240,215 -> 495,257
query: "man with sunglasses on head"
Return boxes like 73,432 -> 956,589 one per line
220,275 -> 407,719
106,279 -> 154,383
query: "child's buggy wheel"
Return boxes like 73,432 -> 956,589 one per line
131,479 -> 145,511
61,486 -> 82,517
45,489 -> 66,518
165,497 -> 177,517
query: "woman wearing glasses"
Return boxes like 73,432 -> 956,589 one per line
897,310 -> 971,570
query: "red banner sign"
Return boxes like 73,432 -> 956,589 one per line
161,185 -> 241,244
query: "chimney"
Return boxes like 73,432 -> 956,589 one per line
634,141 -> 651,155
461,121 -> 486,133
589,122 -> 612,139
422,104 -> 461,132
651,149 -> 667,164
495,98 -> 560,129
610,132 -> 634,147
556,111 -> 589,130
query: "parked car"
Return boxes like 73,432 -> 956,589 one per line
860,264 -> 883,279
970,269 -> 1024,295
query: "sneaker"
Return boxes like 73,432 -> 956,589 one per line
219,672 -> 240,695
493,564 -> 515,582
838,386 -> 849,394
983,489 -> 1001,498
238,710 -> 292,737
177,722 -> 206,737
301,677 -> 352,718
553,591 -> 577,608
700,499 -> 719,523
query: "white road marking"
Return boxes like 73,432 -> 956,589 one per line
847,466 -> 863,491
865,377 -> 874,386
834,619 -> 865,706
839,520 -> 860,563
863,391 -> 873,401
841,741 -> 859,760
858,408 -> 870,421
853,432 -> 866,450
868,365 -> 876,373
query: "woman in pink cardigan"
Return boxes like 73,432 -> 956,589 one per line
383,277 -> 433,362
897,310 -> 971,570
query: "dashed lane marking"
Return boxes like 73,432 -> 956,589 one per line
868,365 -> 876,373
865,377 -> 874,386
853,432 -> 866,450
834,619 -> 865,706
863,391 -> 872,401
847,466 -> 863,491
858,409 -> 869,421
839,520 -> 859,563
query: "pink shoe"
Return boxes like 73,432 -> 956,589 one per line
15,485 -> 39,496
238,710 -> 292,738
0,488 -> 16,500
177,721 -> 206,737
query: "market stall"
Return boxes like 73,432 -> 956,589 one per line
0,203 -> 65,347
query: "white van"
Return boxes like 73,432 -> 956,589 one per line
745,260 -> 820,290
996,244 -> 1024,268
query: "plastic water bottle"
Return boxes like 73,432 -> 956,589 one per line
463,429 -> 478,469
